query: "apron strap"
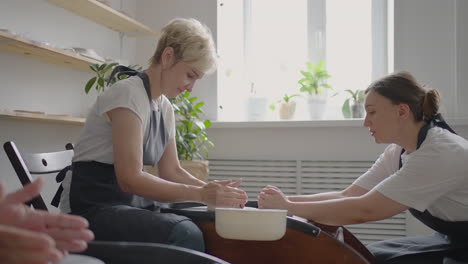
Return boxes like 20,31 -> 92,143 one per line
51,165 -> 72,208
430,113 -> 457,135
107,65 -> 140,86
137,71 -> 152,101
107,65 -> 152,102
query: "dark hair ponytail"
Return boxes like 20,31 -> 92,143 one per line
422,89 -> 440,120
365,71 -> 441,121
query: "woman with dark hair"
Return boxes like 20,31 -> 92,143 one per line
259,71 -> 468,263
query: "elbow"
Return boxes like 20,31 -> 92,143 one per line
158,165 -> 182,181
115,170 -> 139,193
353,206 -> 383,224
340,198 -> 380,225
351,213 -> 371,225
117,176 -> 133,193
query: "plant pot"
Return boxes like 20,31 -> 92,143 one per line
180,160 -> 209,182
144,160 -> 209,182
279,102 -> 296,120
246,96 -> 268,121
351,102 -> 365,118
307,93 -> 327,120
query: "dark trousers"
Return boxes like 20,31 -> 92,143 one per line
77,204 -> 205,252
368,233 -> 468,264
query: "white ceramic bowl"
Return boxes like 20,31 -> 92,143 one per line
215,207 -> 287,241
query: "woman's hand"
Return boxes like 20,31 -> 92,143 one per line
201,179 -> 248,210
0,225 -> 63,264
0,178 -> 94,253
258,185 -> 290,211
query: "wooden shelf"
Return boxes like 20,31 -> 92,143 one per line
48,0 -> 158,37
0,110 -> 85,126
0,31 -> 102,73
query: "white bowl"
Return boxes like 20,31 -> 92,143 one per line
215,207 -> 287,241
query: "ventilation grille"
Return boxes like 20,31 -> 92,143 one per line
209,159 -> 406,245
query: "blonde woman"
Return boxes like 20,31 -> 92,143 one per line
58,18 -> 248,251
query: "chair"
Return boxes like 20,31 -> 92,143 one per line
3,141 -> 74,211
82,241 -> 230,264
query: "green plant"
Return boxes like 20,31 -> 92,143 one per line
170,92 -> 214,160
84,63 -> 214,161
269,93 -> 300,111
342,89 -> 365,118
298,60 -> 332,95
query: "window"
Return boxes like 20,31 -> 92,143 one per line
217,0 -> 389,121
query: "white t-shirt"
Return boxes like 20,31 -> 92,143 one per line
353,127 -> 468,221
60,76 -> 175,212
73,76 -> 175,163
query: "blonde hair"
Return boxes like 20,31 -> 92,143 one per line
150,18 -> 217,74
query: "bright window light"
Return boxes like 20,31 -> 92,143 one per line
217,0 -> 387,121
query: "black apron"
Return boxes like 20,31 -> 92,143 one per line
370,114 -> 468,263
65,65 -> 169,212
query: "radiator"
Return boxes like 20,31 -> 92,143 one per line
208,159 -> 406,245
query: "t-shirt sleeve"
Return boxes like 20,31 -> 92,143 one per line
95,78 -> 148,124
353,144 -> 400,190
374,147 -> 462,211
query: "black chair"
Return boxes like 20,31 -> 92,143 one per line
83,241 -> 230,264
3,141 -> 74,211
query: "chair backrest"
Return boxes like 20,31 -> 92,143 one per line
3,141 -> 74,211
83,241 -> 231,264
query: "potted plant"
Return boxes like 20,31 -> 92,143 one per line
170,91 -> 214,181
298,60 -> 332,119
269,93 -> 300,120
342,89 -> 365,119
246,82 -> 268,121
84,63 -> 214,181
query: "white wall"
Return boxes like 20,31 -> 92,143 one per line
394,0 -> 459,118
0,0 -> 138,200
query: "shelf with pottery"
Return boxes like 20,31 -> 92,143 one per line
0,30 -> 102,73
48,0 -> 158,37
0,110 -> 85,126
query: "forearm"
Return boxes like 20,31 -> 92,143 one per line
167,167 -> 205,186
121,171 -> 203,203
287,197 -> 377,226
288,184 -> 368,202
288,191 -> 347,202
